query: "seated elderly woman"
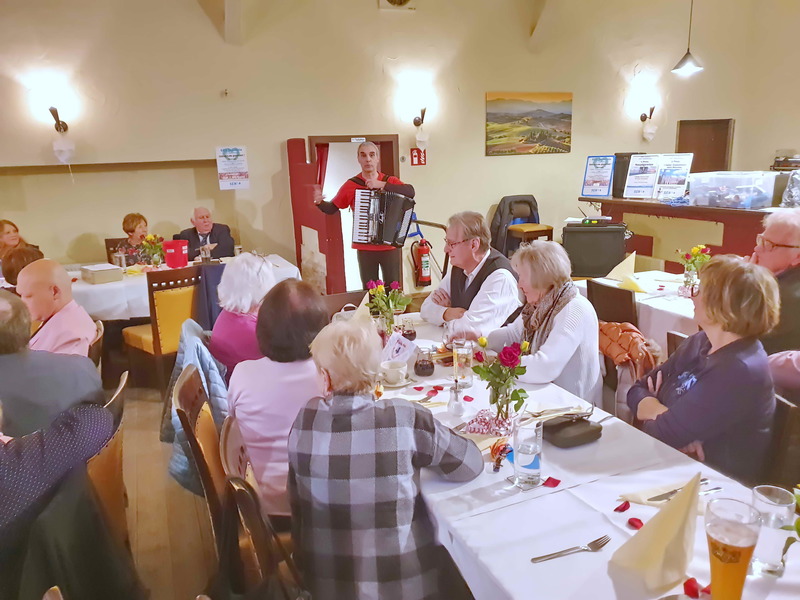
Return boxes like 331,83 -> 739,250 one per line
288,319 -> 483,600
628,255 -> 779,484
485,241 -> 602,405
227,279 -> 328,528
0,220 -> 37,262
209,252 -> 277,380
115,213 -> 149,266
1,246 -> 45,291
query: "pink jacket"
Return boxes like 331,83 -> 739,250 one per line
29,300 -> 96,357
768,351 -> 800,392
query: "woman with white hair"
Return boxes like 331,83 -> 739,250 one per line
209,252 -> 276,381
288,319 -> 482,600
486,241 -> 602,404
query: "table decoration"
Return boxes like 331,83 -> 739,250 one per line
140,234 -> 165,266
366,279 -> 411,332
676,244 -> 711,296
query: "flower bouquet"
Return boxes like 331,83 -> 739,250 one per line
141,234 -> 165,266
366,280 -> 412,331
676,244 -> 711,296
464,338 -> 530,436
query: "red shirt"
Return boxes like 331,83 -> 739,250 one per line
331,172 -> 405,252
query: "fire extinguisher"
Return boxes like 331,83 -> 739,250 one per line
411,239 -> 432,287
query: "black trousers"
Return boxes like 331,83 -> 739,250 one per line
356,248 -> 402,288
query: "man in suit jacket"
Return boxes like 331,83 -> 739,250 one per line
173,207 -> 236,260
0,290 -> 104,436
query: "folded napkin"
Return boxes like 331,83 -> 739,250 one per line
618,275 -> 646,293
619,479 -> 695,507
605,252 -> 637,282
461,432 -> 503,453
351,291 -> 372,322
610,472 -> 701,594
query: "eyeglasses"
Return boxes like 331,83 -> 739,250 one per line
444,238 -> 473,250
689,283 -> 701,298
756,233 -> 800,252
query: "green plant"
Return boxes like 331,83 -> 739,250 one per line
472,340 -> 529,420
140,234 -> 165,265
366,280 -> 411,327
677,244 -> 711,271
780,490 -> 800,560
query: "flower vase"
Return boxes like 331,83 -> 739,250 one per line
679,268 -> 698,298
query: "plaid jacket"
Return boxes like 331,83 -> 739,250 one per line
288,393 -> 483,600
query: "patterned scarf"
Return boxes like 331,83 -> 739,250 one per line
521,280 -> 578,353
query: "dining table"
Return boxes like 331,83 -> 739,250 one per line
391,314 -> 800,600
574,270 -> 699,353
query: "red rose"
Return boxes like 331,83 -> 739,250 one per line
475,351 -> 485,363
498,345 -> 521,368
684,253 -> 692,260
701,247 -> 711,254
366,280 -> 377,290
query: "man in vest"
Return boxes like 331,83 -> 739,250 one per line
421,211 -> 520,335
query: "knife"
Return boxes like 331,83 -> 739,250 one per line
647,478 -> 709,502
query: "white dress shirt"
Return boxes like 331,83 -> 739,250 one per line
420,250 -> 521,336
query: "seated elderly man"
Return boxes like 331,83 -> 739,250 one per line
289,319 -> 483,600
420,211 -> 520,335
174,206 -> 236,260
750,207 -> 800,354
16,259 -> 96,356
0,290 -> 104,436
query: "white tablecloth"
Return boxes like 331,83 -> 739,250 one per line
574,270 -> 699,353
70,254 -> 301,321
400,316 -> 799,600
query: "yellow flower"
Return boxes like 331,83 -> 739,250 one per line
145,234 -> 155,242
691,246 -> 700,255
376,285 -> 385,294
477,336 -> 488,348
520,340 -> 530,353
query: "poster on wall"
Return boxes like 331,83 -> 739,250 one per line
485,92 -> 572,156
216,146 -> 250,190
654,153 -> 693,199
623,154 -> 660,198
581,155 -> 615,196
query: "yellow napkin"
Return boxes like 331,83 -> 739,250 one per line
605,252 -> 637,282
125,265 -> 146,276
618,275 -> 646,293
610,472 -> 701,594
619,479 -> 696,508
352,291 -> 372,323
460,433 -> 502,453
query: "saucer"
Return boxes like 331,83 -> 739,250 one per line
380,374 -> 417,389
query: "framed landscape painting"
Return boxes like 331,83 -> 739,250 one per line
485,92 -> 572,156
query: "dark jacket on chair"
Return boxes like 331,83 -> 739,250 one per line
489,195 -> 540,256
173,223 -> 235,260
761,266 -> 800,355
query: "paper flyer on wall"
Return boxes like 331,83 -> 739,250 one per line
623,154 -> 660,198
582,155 -> 615,196
654,153 -> 693,199
216,146 -> 250,190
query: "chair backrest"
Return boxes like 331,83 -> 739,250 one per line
322,290 -> 367,318
106,371 -> 129,426
586,279 -> 638,328
146,265 -> 201,355
173,364 -> 226,534
87,419 -> 129,552
765,394 -> 800,488
220,417 -> 259,491
104,238 -> 126,264
88,319 -> 104,367
666,330 -> 689,358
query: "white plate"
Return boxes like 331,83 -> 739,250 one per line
379,375 -> 417,389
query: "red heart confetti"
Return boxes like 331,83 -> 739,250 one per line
627,517 -> 644,530
543,477 -> 561,488
463,395 -> 474,402
433,385 -> 444,391
614,501 -> 631,513
701,584 -> 711,597
683,577 -> 701,599
413,386 -> 424,391
426,390 -> 438,397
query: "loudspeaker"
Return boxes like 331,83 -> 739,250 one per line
562,224 -> 626,278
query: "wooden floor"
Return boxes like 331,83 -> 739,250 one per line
123,388 -> 216,600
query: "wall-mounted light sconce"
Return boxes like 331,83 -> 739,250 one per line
640,106 -> 658,142
671,0 -> 703,77
413,107 -> 429,150
49,106 -> 68,133
413,108 -> 426,127
640,106 -> 655,123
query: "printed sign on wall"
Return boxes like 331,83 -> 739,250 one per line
216,146 -> 250,190
410,148 -> 427,166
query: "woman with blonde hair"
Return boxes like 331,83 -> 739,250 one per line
0,220 -> 36,261
628,255 -> 780,484
209,252 -> 277,380
115,213 -> 149,266
485,240 -> 602,405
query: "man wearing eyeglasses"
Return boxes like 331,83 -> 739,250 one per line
420,211 -> 520,335
750,208 -> 800,355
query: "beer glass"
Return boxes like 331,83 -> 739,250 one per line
705,498 -> 761,600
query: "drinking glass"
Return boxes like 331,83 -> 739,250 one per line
451,339 -> 474,388
512,417 -> 543,488
705,498 -> 761,600
402,318 -> 417,341
414,349 -> 435,378
750,485 -> 796,577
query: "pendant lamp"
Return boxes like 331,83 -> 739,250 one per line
672,0 -> 703,76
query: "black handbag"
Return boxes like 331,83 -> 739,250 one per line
543,415 -> 602,448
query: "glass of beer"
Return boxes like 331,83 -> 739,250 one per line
705,498 -> 761,600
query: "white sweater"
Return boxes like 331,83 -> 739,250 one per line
487,294 -> 602,406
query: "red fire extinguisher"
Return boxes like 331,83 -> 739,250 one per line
411,239 -> 432,287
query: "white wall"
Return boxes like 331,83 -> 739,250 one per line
0,0 -> 796,268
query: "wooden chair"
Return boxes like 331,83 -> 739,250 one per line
106,371 -> 129,426
173,364 -> 226,543
586,279 -> 638,327
507,222 -> 554,243
322,290 -> 366,318
122,265 -> 201,392
220,416 -> 257,487
666,330 -> 689,358
765,394 -> 800,489
87,402 -> 130,552
104,237 -> 126,263
88,319 -> 104,367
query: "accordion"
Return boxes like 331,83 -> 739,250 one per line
352,189 -> 415,248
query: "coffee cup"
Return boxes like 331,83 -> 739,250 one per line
381,360 -> 407,385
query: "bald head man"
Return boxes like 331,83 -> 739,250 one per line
173,206 -> 236,260
16,259 -> 96,356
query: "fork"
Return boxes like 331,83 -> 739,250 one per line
530,535 -> 611,563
